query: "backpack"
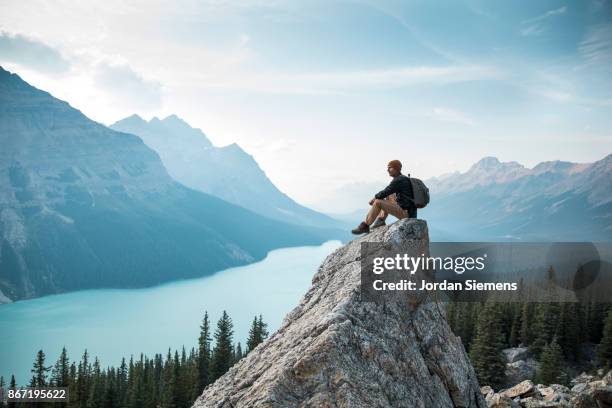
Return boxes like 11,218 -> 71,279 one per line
409,177 -> 430,208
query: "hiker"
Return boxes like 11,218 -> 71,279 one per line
351,160 -> 417,235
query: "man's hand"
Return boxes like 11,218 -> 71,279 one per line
369,198 -> 375,205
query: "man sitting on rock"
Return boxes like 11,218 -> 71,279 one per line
351,160 -> 417,235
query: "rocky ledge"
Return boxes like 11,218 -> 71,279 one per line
481,370 -> 612,407
193,218 -> 486,408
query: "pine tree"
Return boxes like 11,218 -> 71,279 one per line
68,362 -> 78,407
102,368 -> 117,408
77,350 -> 91,408
469,302 -> 506,389
519,303 -> 534,346
86,358 -> 104,408
555,302 -> 580,360
161,349 -> 177,408
598,309 -> 612,369
445,301 -> 457,332
52,347 -> 71,387
258,315 -> 269,340
212,311 -> 234,381
537,338 -> 565,385
459,303 -> 480,351
0,376 -> 4,408
173,350 -> 187,408
234,343 -> 244,363
127,356 -> 145,408
31,349 -> 51,387
116,357 -> 128,406
153,354 -> 164,403
588,303 -> 609,343
246,317 -> 260,353
508,303 -> 521,347
186,348 -> 200,404
530,302 -> 559,358
246,315 -> 269,354
197,311 -> 212,393
8,375 -> 16,408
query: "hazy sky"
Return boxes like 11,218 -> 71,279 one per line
1,0 -> 611,209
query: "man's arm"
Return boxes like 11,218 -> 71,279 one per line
374,178 -> 399,200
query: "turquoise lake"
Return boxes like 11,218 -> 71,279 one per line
0,241 -> 341,384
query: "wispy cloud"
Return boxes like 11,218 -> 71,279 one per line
520,25 -> 546,37
193,65 -> 502,94
579,23 -> 612,68
520,6 -> 567,36
0,31 -> 70,74
523,6 -> 567,24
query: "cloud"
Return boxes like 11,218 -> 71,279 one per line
523,6 -> 567,24
196,65 -> 502,94
430,107 -> 475,126
579,23 -> 612,68
520,6 -> 567,36
0,31 -> 70,74
520,25 -> 546,37
94,62 -> 163,110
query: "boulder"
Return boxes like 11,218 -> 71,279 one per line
518,397 -> 567,408
572,383 -> 588,394
535,384 -> 571,405
569,376 -> 612,408
604,370 -> 612,386
481,385 -> 495,399
487,393 -> 519,408
192,219 -> 486,408
500,380 -> 535,399
572,372 -> 596,386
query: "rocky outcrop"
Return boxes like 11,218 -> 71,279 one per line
482,370 -> 612,408
193,218 -> 486,408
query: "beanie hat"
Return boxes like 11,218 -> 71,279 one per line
388,159 -> 402,170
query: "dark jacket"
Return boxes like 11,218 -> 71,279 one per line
375,173 -> 417,216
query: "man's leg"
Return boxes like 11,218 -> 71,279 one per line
371,195 -> 394,228
376,194 -> 397,221
366,199 -> 407,225
353,196 -> 407,235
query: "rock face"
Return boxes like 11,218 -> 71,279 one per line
193,219 -> 486,408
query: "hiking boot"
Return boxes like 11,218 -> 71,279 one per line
371,217 -> 386,229
351,222 -> 370,235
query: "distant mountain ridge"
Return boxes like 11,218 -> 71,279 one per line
325,155 -> 611,241
111,115 -> 341,229
425,154 -> 612,241
0,66 -> 337,303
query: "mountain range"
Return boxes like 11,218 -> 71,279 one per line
327,155 -> 611,241
0,66 -> 339,303
425,155 -> 612,241
110,115 -> 340,229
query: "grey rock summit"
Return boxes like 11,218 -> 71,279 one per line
193,218 -> 485,408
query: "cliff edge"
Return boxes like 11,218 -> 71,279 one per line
193,219 -> 486,408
